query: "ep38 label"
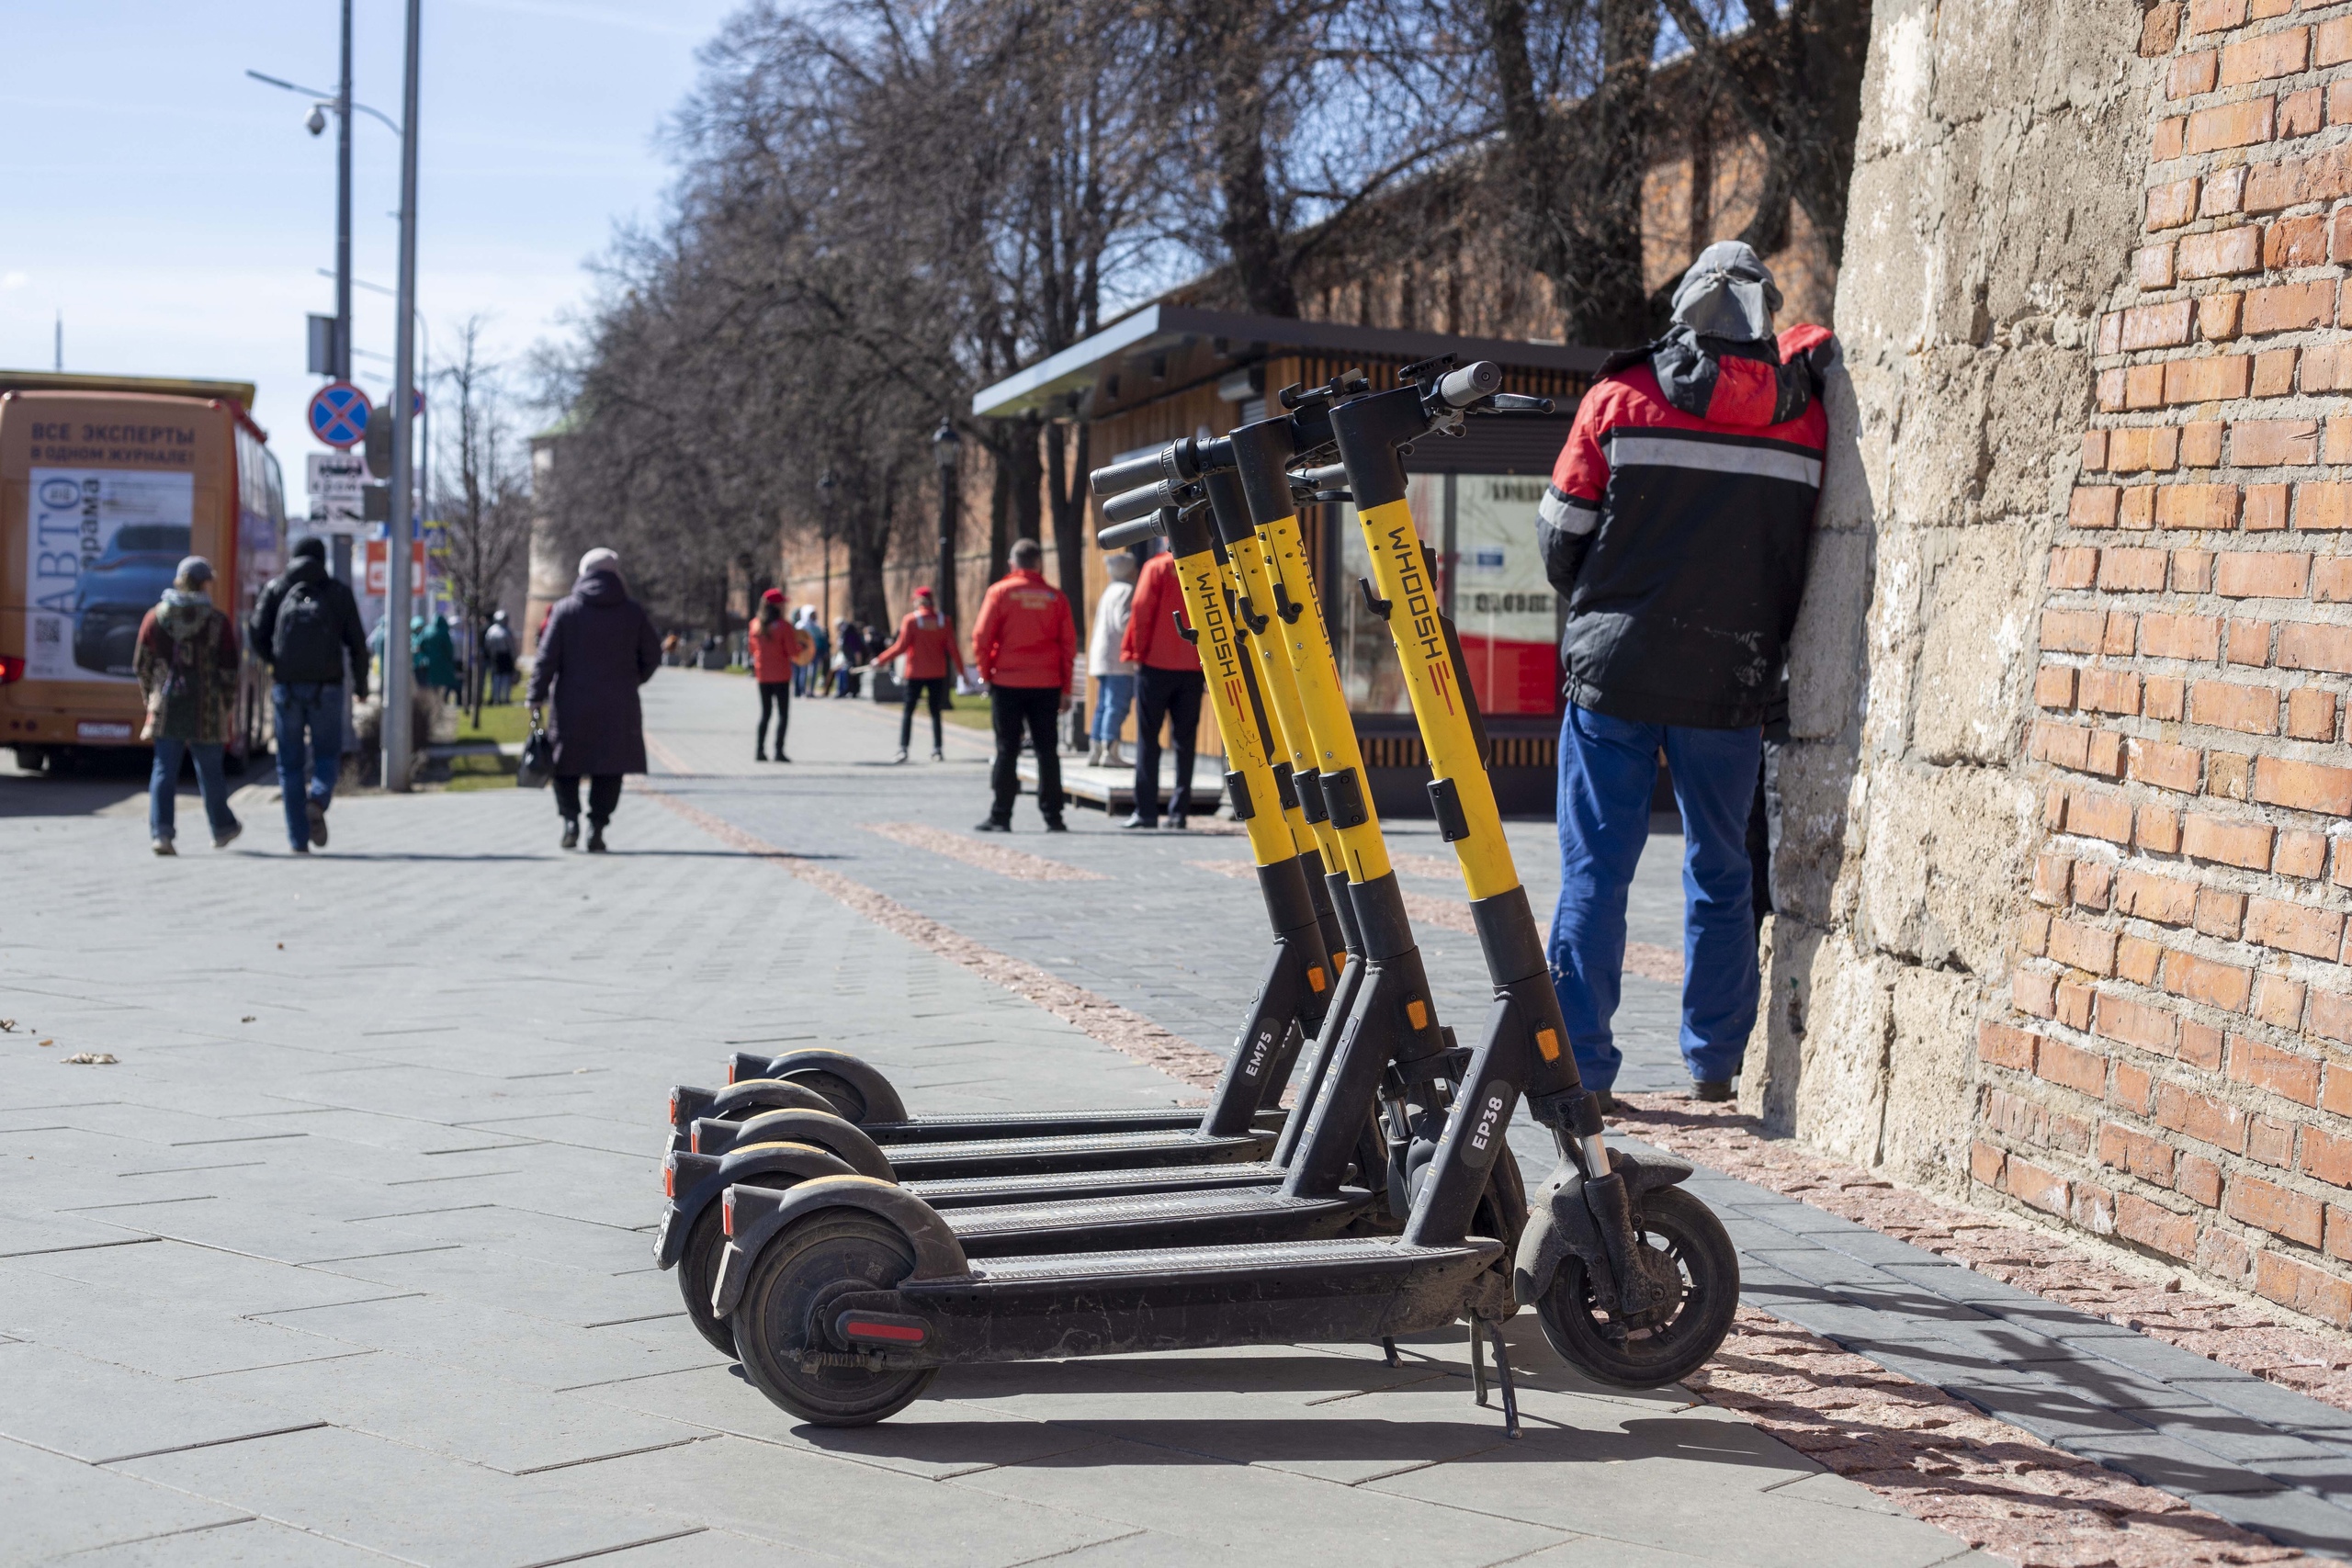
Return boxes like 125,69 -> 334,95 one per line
26,468 -> 194,682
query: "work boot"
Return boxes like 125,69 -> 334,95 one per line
152,837 -> 175,857
213,819 -> 243,851
560,818 -> 580,851
587,827 -> 608,853
306,799 -> 328,849
975,818 -> 1011,833
1690,1079 -> 1734,1102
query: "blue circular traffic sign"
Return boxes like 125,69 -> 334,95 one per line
309,381 -> 372,448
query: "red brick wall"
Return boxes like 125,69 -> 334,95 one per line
1989,0 -> 2352,1326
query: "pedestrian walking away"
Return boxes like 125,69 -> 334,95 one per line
415,612 -> 459,704
250,535 -> 369,853
1534,240 -> 1834,1107
747,588 -> 811,761
485,609 -> 518,705
1120,541 -> 1204,829
871,585 -> 964,762
831,618 -> 863,699
136,556 -> 243,854
970,538 -> 1075,833
527,547 -> 662,852
1086,552 -> 1137,769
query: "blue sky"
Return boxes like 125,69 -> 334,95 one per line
2,0 -> 741,513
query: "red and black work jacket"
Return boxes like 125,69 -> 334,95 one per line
1538,322 -> 1836,730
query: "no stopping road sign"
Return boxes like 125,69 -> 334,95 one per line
309,382 -> 373,449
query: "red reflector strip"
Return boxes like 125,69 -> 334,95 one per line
841,1317 -> 925,1344
725,1062 -> 738,1085
689,1127 -> 703,1154
662,1158 -> 676,1199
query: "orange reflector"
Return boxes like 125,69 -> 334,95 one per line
1307,966 -> 1328,994
1406,999 -> 1428,1030
721,1189 -> 735,1237
689,1127 -> 703,1155
667,1089 -> 679,1125
662,1157 -> 676,1199
725,1062 -> 738,1085
1535,1027 -> 1562,1063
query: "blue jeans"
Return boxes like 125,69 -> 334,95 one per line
1548,704 -> 1761,1091
273,682 -> 345,849
150,737 -> 237,844
1090,673 -> 1135,744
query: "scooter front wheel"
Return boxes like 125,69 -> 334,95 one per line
1534,1186 -> 1737,1388
734,1211 -> 937,1427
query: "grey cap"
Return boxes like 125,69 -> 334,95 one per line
1670,241 -> 1782,344
175,556 -> 215,586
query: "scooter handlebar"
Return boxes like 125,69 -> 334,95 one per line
1089,447 -> 1171,501
1100,479 -> 1177,526
1097,514 -> 1168,550
1437,361 -> 1503,408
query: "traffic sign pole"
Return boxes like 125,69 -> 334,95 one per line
383,0 -> 422,793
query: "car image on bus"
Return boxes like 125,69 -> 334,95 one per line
0,372 -> 287,772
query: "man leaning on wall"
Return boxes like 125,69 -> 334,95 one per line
1534,242 -> 1838,1111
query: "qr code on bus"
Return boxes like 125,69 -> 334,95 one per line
34,621 -> 59,644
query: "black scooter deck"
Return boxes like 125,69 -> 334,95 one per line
945,1184 -> 1371,1255
909,1160 -> 1287,1209
880,1128 -> 1274,1180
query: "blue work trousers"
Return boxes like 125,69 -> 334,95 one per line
150,738 -> 236,844
273,682 -> 345,849
1549,704 -> 1762,1091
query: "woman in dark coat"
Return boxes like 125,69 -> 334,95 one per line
527,547 -> 661,852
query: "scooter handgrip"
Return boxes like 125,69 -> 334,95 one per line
1089,447 -> 1170,500
1292,463 -> 1349,494
1437,361 -> 1502,408
1100,480 -> 1174,526
1097,515 -> 1167,550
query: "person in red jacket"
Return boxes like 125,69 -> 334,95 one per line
871,585 -> 965,763
969,538 -> 1076,832
1118,542 -> 1204,829
747,588 -> 811,761
1535,241 -> 1833,1111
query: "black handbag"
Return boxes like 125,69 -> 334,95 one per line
516,724 -> 554,789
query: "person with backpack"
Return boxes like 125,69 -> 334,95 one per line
250,536 -> 369,853
135,556 -> 243,855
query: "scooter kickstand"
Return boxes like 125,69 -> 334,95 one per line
1381,1336 -> 1398,1369
1484,1316 -> 1521,1439
1468,1317 -> 1488,1406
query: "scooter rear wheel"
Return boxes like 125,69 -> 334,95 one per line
676,1174 -> 799,1358
734,1211 -> 938,1427
779,1069 -> 872,1122
1533,1186 -> 1737,1388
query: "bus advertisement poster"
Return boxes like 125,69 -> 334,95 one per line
26,468 -> 195,682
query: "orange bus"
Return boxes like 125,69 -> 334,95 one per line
0,372 -> 287,772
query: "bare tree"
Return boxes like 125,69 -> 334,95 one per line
432,317 -> 532,726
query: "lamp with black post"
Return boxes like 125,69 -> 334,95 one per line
817,469 -> 838,681
930,421 -> 960,635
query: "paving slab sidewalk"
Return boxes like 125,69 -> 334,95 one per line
0,680 -> 1983,1568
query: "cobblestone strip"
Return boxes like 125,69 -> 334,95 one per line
642,785 -> 1227,1090
1619,1094 -> 2352,1412
861,820 -> 1104,882
1698,1309 -> 2310,1567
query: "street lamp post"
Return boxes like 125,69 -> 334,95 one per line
931,421 -> 960,630
334,0 -> 353,380
382,0 -> 424,791
818,469 -> 838,645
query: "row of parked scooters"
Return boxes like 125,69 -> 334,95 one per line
650,360 -> 1740,1427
